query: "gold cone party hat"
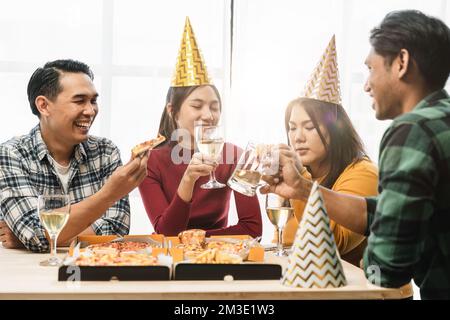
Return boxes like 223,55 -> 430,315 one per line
171,17 -> 212,87
302,35 -> 341,105
281,181 -> 347,288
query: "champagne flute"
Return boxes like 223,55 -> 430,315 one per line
38,194 -> 71,266
194,123 -> 226,189
265,193 -> 293,257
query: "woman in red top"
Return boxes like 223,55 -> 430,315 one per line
138,84 -> 262,237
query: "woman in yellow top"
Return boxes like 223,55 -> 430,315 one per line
277,96 -> 378,266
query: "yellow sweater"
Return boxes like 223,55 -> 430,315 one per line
277,159 -> 378,264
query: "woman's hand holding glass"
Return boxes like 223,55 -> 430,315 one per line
182,152 -> 218,184
178,152 -> 218,203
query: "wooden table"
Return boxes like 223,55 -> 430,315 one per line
0,246 -> 412,300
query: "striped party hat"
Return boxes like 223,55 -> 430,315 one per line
302,35 -> 341,105
171,17 -> 212,87
281,181 -> 347,288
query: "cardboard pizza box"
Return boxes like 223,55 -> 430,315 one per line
60,234 -> 171,281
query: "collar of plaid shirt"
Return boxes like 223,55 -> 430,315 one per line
32,125 -> 88,165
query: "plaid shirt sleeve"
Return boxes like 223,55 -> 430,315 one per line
90,145 -> 130,236
364,196 -> 377,236
0,145 -> 49,252
363,122 -> 438,288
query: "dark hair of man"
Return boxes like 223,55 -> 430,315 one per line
27,59 -> 94,117
285,98 -> 368,189
157,85 -> 222,147
370,10 -> 450,89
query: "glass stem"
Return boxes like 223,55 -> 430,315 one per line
210,168 -> 217,182
50,234 -> 58,260
277,227 -> 283,255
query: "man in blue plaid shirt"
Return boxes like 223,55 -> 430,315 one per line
262,10 -> 450,299
0,60 -> 148,252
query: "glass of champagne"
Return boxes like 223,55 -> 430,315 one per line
38,194 -> 71,266
228,142 -> 279,196
265,193 -> 294,257
194,123 -> 226,189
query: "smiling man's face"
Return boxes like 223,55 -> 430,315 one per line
364,48 -> 403,120
43,72 -> 98,146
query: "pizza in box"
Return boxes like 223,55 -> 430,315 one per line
67,240 -> 162,267
175,229 -> 260,264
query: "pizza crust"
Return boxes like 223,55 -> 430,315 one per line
131,134 -> 166,159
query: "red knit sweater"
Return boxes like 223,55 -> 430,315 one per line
138,142 -> 262,237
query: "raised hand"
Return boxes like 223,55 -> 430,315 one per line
102,151 -> 150,201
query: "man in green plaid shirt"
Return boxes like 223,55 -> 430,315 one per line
262,10 -> 450,299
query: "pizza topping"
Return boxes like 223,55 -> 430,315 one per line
178,229 -> 206,246
206,240 -> 245,255
73,241 -> 159,266
75,253 -> 158,266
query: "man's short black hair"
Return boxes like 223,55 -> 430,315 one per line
27,59 -> 94,117
370,10 -> 450,89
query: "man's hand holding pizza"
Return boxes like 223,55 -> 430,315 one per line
100,135 -> 166,205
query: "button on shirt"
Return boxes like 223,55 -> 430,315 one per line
0,125 -> 130,252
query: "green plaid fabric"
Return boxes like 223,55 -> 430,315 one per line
363,89 -> 450,299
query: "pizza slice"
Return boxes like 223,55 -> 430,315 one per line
131,134 -> 166,159
178,229 -> 206,246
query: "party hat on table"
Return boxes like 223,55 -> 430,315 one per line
281,181 -> 347,288
171,17 -> 212,87
302,35 -> 341,105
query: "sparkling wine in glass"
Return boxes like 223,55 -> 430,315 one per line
194,124 -> 226,189
38,194 -> 70,266
265,193 -> 293,256
228,142 -> 278,197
